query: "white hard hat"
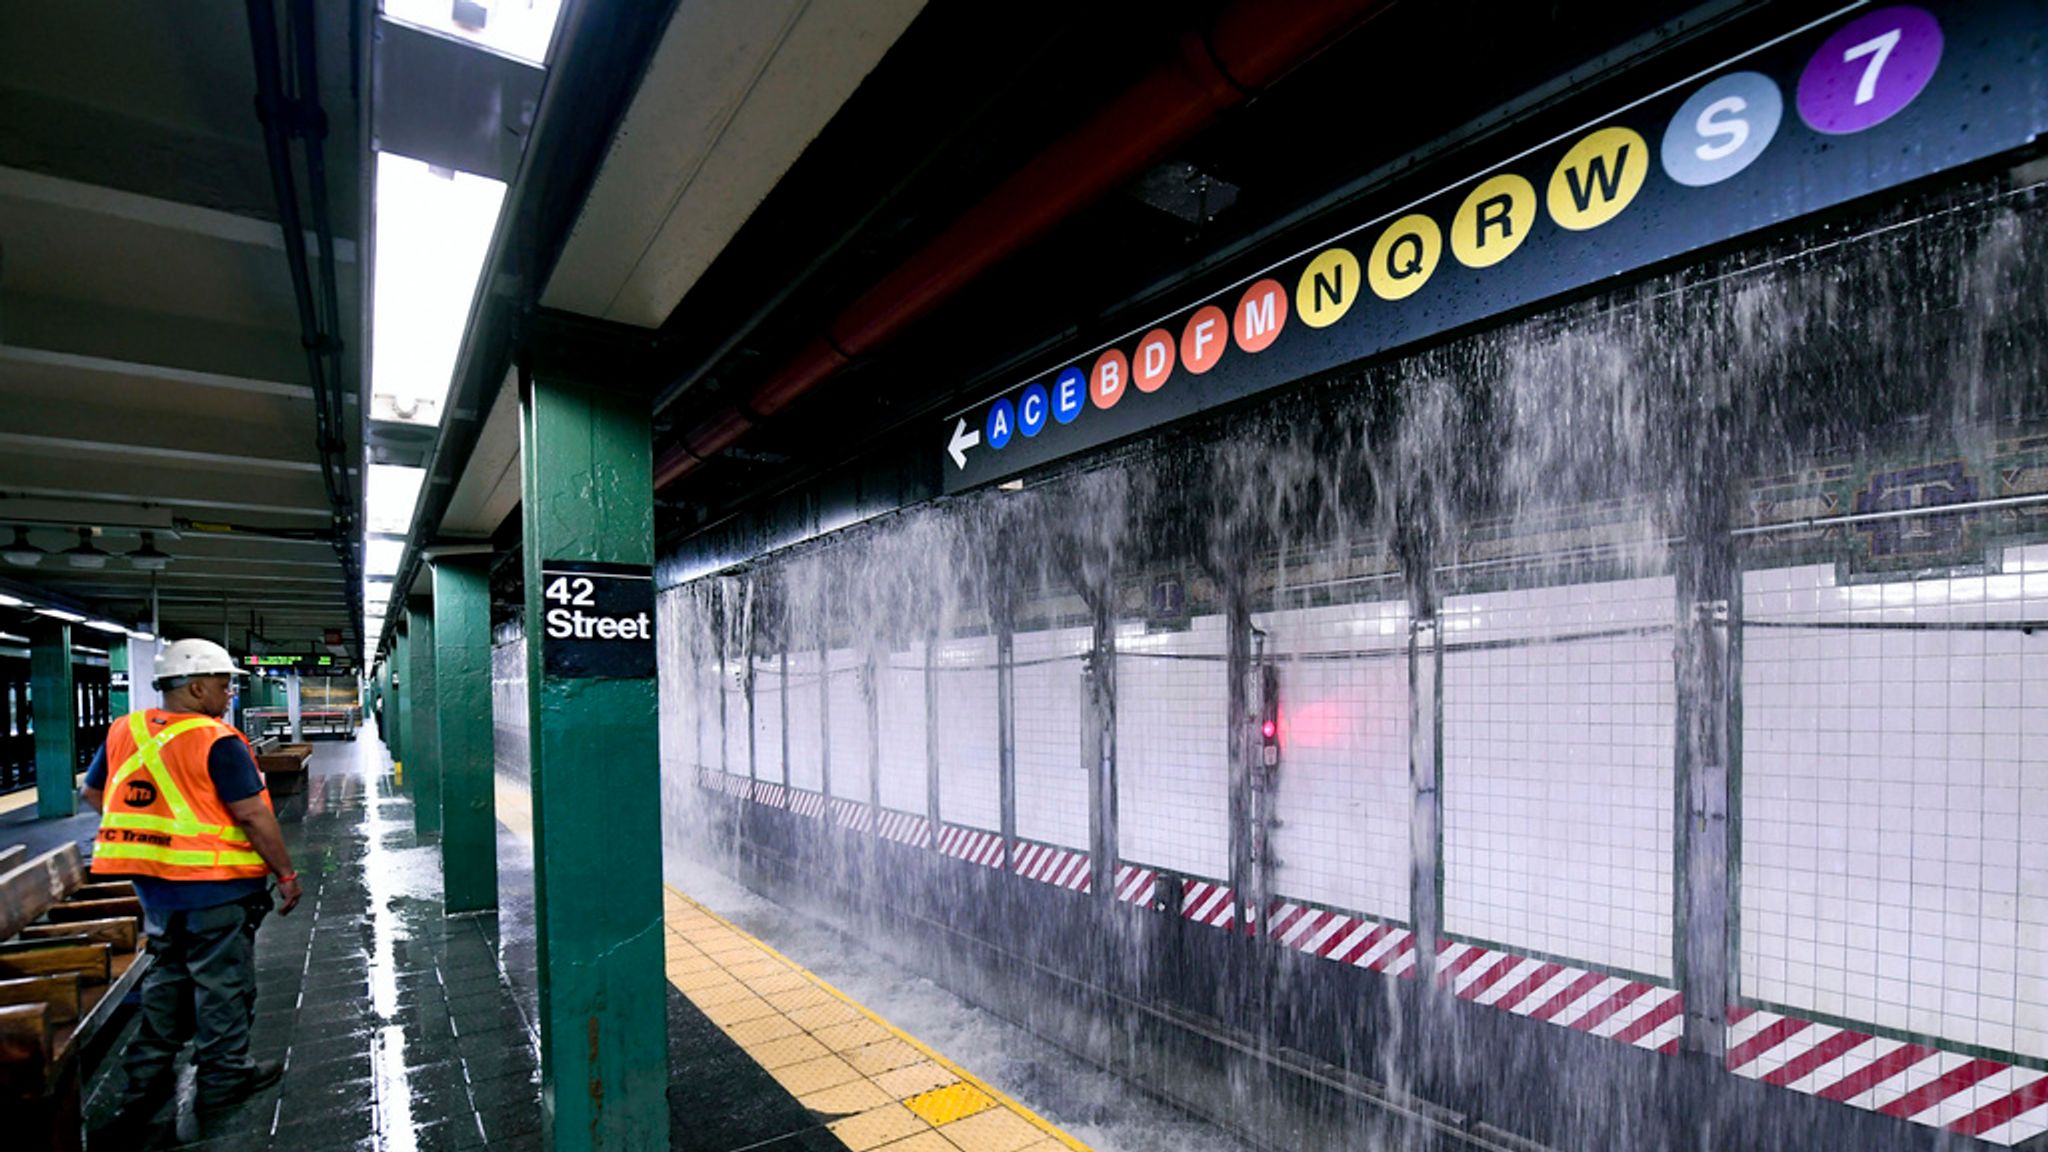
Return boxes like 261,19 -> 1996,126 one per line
153,638 -> 245,683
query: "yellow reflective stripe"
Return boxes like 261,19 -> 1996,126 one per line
95,842 -> 267,871
101,811 -> 231,837
93,842 -> 227,868
107,714 -> 217,834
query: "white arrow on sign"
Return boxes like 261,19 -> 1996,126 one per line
947,418 -> 980,470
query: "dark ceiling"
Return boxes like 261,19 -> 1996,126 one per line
636,0 -> 1815,545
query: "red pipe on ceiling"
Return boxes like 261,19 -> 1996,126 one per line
655,0 -> 1398,490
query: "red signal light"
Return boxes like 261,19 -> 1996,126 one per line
1261,719 -> 1277,740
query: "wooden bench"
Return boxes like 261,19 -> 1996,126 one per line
255,743 -> 313,820
0,844 -> 150,1152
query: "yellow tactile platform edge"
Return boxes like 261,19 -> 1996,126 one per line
663,885 -> 1090,1152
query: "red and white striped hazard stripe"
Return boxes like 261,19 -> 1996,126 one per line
1011,842 -> 1091,891
875,809 -> 933,848
1727,1007 -> 2048,1146
1435,940 -> 1683,1053
1182,879 -> 1238,930
829,798 -> 871,831
936,825 -> 1005,868
787,789 -> 825,819
1113,865 -> 1158,907
706,772 -> 749,798
751,781 -> 788,809
1266,901 -> 1417,977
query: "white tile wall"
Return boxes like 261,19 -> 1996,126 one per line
1256,599 -> 1412,922
656,589 -> 692,782
1116,615 -> 1230,878
876,649 -> 929,815
697,657 -> 723,776
1741,549 -> 2048,1060
656,587 -> 725,777
826,648 -> 871,802
752,657 -> 784,782
490,634 -> 527,788
787,646 -> 823,792
933,633 -> 1000,830
722,657 -> 749,781
719,581 -> 751,780
1014,626 -> 1092,850
1441,575 -> 1677,980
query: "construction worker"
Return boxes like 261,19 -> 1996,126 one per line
79,638 -> 302,1132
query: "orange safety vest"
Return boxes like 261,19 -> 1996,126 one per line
90,709 -> 271,882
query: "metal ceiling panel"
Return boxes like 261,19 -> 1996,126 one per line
541,0 -> 927,326
372,16 -> 544,181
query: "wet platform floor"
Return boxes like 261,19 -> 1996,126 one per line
63,724 -> 1091,1152
82,730 -> 546,1151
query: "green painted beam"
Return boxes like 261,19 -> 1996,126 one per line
521,372 -> 668,1148
435,555 -> 497,914
409,603 -> 442,838
392,624 -> 409,776
31,622 -> 76,820
108,640 -> 131,716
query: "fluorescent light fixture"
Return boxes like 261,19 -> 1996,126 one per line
370,153 -> 506,428
0,632 -> 27,645
127,532 -> 173,571
73,645 -> 108,657
2,527 -> 45,567
129,630 -> 156,642
383,0 -> 564,65
63,528 -> 110,569
0,592 -> 25,608
366,536 -> 405,577
35,607 -> 87,624
366,464 -> 427,535
83,619 -> 130,635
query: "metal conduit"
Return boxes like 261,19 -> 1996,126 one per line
653,0 -> 1399,490
247,0 -> 363,654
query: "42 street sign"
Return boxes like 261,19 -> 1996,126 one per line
540,560 -> 656,679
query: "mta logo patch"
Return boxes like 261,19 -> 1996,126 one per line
123,780 -> 158,808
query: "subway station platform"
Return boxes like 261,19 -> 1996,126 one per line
62,726 -> 1091,1152
7,1 -> 2048,1148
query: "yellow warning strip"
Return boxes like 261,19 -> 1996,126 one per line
663,884 -> 1091,1152
0,774 -> 83,816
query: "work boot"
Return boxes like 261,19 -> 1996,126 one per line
194,1058 -> 285,1111
85,1100 -> 166,1148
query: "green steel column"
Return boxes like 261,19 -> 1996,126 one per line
521,370 -> 667,1148
376,661 -> 389,744
31,622 -> 76,819
435,556 -> 497,913
393,624 -> 410,778
109,640 -> 131,715
409,603 -> 442,838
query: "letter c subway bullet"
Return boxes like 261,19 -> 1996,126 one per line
1019,382 -> 1049,436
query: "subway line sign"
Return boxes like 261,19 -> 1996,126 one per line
942,0 -> 2048,492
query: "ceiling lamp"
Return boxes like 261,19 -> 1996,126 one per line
128,532 -> 173,572
63,528 -> 110,570
2,527 -> 46,568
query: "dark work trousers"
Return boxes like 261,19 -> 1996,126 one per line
116,901 -> 260,1110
